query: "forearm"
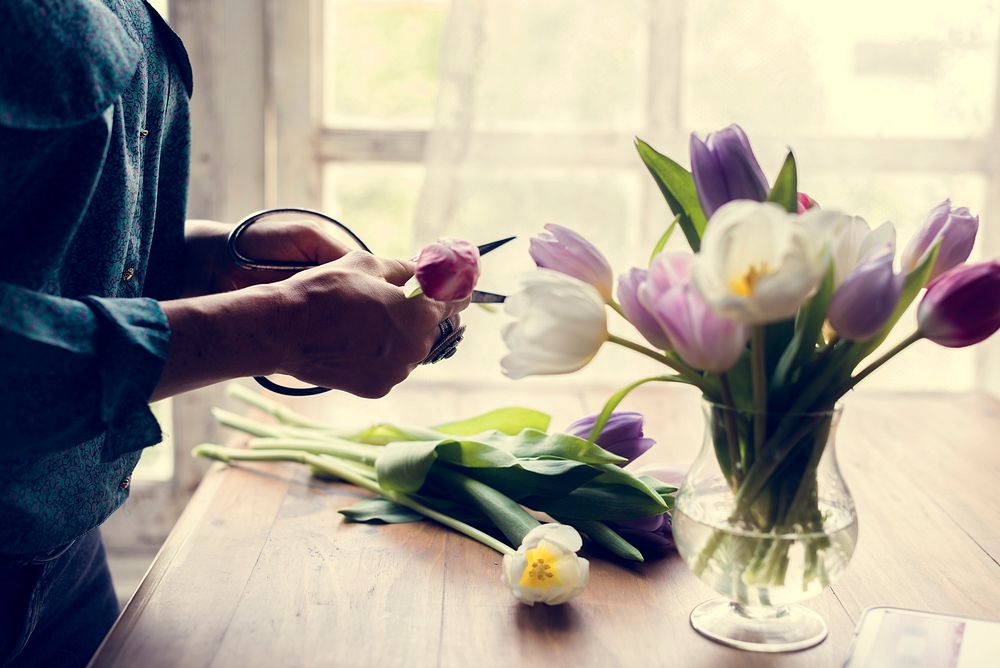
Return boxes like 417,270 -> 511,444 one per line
182,219 -> 233,297
152,282 -> 284,400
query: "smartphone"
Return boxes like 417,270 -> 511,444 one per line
843,607 -> 1000,668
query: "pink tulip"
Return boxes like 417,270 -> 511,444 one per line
797,192 -> 819,213
414,238 -> 481,301
617,268 -> 672,350
529,224 -> 614,300
640,253 -> 748,373
901,200 -> 979,281
917,260 -> 1000,348
827,248 -> 902,341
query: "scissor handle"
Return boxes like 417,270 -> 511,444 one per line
227,207 -> 372,272
230,207 -> 374,396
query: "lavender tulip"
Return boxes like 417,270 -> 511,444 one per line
690,124 -> 769,220
901,200 -> 979,281
640,253 -> 748,373
611,514 -> 675,558
529,224 -> 614,300
617,267 -> 672,350
564,411 -> 655,464
828,248 -> 903,341
917,260 -> 1000,348
415,238 -> 481,301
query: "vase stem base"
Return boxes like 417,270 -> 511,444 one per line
689,598 -> 828,653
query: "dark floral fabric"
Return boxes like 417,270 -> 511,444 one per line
0,0 -> 192,554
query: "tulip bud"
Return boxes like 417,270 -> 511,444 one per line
917,260 -> 1000,348
617,268 -> 672,350
901,200 -> 979,281
501,524 -> 589,606
415,238 -> 481,301
797,192 -> 819,213
828,248 -> 903,341
690,124 -> 769,220
501,270 -> 608,379
529,224 -> 614,301
564,411 -> 654,464
640,253 -> 748,372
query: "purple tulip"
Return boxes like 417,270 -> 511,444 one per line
639,253 -> 748,373
611,514 -> 675,558
617,268 -> 672,350
529,224 -> 614,300
415,238 -> 481,301
565,411 -> 655,464
828,248 -> 903,341
690,124 -> 769,220
917,260 -> 1000,348
901,200 -> 979,281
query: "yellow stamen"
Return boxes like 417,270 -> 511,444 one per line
519,545 -> 561,590
729,262 -> 771,297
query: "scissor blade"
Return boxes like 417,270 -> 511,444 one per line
471,290 -> 507,304
477,236 -> 516,256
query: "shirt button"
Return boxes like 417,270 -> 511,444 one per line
119,477 -> 131,491
122,266 -> 135,281
139,129 -> 149,138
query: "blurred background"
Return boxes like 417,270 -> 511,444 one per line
109,0 -> 1000,601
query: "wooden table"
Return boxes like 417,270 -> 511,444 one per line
90,385 -> 1000,667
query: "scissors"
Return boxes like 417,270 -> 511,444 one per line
227,207 -> 514,396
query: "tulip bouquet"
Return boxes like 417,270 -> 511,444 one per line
195,384 -> 682,606
500,124 -> 1000,595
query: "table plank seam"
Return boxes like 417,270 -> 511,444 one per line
206,465 -> 297,668
435,535 -> 450,668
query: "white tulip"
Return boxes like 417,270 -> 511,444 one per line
501,524 -> 590,606
692,201 -> 828,325
501,270 -> 608,379
816,211 -> 896,287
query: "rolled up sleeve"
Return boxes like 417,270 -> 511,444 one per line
0,283 -> 170,459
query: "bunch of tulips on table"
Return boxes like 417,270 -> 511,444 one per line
493,124 -> 1000,595
196,384 -> 684,606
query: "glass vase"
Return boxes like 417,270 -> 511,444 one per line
672,402 -> 858,652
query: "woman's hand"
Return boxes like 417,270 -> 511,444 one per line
183,219 -> 353,296
156,251 -> 470,401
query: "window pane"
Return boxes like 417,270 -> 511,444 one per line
683,0 -> 999,138
322,0 -> 448,127
321,163 -> 425,258
469,0 -> 648,132
133,400 -> 174,481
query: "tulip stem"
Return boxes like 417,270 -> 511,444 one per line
834,331 -> 923,397
718,374 -> 743,487
606,334 -> 707,390
192,444 -> 517,556
608,300 -> 627,319
751,327 -> 768,460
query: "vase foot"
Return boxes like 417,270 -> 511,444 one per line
689,598 -> 827,652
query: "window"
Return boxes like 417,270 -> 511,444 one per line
267,0 -> 999,392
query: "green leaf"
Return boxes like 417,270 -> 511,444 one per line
432,467 -> 540,546
375,429 -> 626,493
648,215 -> 680,265
772,262 -> 835,391
767,151 -> 798,213
562,518 -> 644,562
432,407 -> 551,436
763,318 -> 796,379
587,375 -> 682,446
339,498 -> 424,524
465,463 -> 602,500
524,482 -> 667,521
635,137 -> 707,252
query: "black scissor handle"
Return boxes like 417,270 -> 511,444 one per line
229,207 -> 373,396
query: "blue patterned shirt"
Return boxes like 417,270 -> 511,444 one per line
0,0 -> 193,554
